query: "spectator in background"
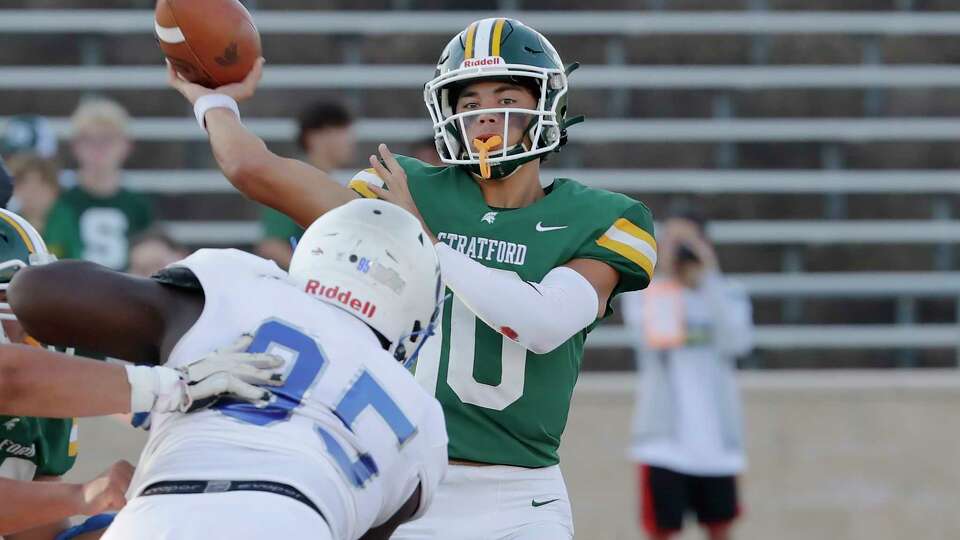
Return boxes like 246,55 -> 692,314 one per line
257,101 -> 355,268
6,154 -> 60,234
0,115 -> 58,210
1,115 -> 58,160
621,206 -> 753,540
128,229 -> 188,278
44,99 -> 152,270
410,137 -> 444,166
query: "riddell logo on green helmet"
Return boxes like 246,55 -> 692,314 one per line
461,56 -> 505,68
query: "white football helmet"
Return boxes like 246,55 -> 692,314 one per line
288,199 -> 442,366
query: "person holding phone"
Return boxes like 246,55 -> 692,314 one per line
621,206 -> 754,540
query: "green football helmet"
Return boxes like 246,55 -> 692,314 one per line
424,18 -> 583,180
0,208 -> 56,343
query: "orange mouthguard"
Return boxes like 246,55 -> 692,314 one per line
472,136 -> 503,179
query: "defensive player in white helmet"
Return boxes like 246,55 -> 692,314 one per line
5,199 -> 448,540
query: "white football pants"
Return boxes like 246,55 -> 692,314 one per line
102,490 -> 332,540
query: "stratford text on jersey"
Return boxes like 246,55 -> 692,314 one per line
436,232 -> 527,266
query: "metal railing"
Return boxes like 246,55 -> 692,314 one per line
158,219 -> 960,245
2,11 -> 960,35
589,324 -> 960,350
121,169 -> 960,195
5,65 -> 960,90
12,117 -> 960,143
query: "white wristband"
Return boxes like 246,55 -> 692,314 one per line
193,94 -> 241,131
125,365 -> 185,413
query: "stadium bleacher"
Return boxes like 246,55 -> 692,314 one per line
1,3 -> 958,367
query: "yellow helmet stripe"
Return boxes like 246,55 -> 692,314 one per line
464,22 -> 478,59
0,211 -> 35,253
472,19 -> 495,59
491,18 -> 506,57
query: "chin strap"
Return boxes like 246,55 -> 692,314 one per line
398,292 -> 451,370
552,62 -> 585,153
558,114 -> 585,151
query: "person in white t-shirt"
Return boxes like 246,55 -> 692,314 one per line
621,207 -> 754,540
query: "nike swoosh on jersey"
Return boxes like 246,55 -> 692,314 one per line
531,498 -> 559,507
535,222 -> 568,232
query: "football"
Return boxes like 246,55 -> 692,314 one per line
155,0 -> 262,88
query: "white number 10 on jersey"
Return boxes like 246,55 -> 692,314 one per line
414,296 -> 527,411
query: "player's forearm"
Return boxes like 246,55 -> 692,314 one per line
205,109 -> 273,194
0,345 -> 131,418
0,478 -> 82,536
204,109 -> 357,226
435,243 -> 598,354
6,518 -> 70,540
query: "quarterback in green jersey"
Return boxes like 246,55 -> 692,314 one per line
169,16 -> 656,540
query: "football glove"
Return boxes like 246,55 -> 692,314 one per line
126,334 -> 286,414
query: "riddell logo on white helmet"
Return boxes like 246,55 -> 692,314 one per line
461,56 -> 505,68
305,280 -> 377,319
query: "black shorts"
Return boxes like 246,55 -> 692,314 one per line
638,464 -> 740,535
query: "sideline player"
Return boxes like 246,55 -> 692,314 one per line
0,207 -> 126,540
8,199 -> 448,540
167,18 -> 656,538
0,207 -> 279,539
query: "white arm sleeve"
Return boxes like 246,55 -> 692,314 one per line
435,242 -> 599,355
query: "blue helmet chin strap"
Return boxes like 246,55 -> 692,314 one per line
397,291 -> 451,370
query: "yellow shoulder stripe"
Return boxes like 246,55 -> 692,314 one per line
596,235 -> 655,278
613,218 -> 657,251
595,218 -> 658,278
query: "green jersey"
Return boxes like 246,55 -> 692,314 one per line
350,156 -> 656,467
44,185 -> 153,271
0,415 -> 77,481
260,207 -> 304,243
